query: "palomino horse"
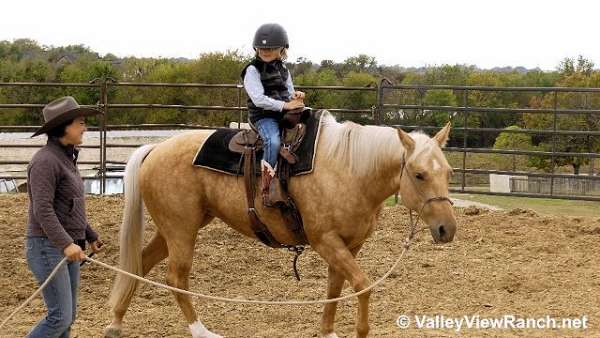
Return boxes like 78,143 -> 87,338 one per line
104,111 -> 457,338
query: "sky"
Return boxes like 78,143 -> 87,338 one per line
1,0 -> 599,70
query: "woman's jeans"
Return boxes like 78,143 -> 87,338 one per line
25,236 -> 80,338
255,118 -> 280,169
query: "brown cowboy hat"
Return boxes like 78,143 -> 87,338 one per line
31,96 -> 103,137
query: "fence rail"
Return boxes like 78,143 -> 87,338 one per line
0,80 -> 598,201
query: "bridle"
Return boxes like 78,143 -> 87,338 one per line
399,153 -> 454,245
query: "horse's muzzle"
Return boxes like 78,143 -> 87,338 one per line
432,223 -> 456,243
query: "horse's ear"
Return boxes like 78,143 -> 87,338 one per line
397,128 -> 415,153
433,121 -> 451,147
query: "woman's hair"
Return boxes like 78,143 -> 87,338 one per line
256,48 -> 288,61
46,118 -> 74,138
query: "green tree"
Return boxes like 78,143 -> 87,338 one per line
422,89 -> 458,126
294,68 -> 340,109
523,56 -> 600,174
493,125 -> 534,170
342,54 -> 378,74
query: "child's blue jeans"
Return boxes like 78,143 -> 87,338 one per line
255,118 -> 280,169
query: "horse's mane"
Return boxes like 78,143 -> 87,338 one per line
319,112 -> 439,176
319,112 -> 399,176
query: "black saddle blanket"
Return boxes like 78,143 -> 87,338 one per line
193,110 -> 323,176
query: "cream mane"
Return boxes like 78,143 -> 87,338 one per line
319,112 -> 444,176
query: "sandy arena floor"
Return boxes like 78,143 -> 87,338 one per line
0,194 -> 599,337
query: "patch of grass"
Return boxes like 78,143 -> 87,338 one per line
384,192 -> 599,217
384,195 -> 399,207
450,193 -> 600,217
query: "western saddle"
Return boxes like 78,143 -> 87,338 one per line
227,108 -> 311,252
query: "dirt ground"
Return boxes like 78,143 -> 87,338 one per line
1,194 -> 599,338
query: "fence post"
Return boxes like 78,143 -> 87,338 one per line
94,77 -> 115,195
103,80 -> 111,194
376,78 -> 391,125
237,83 -> 243,128
550,91 -> 558,196
462,90 -> 469,192
90,78 -> 106,195
585,94 -> 594,176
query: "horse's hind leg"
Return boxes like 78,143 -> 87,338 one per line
164,223 -> 222,338
105,232 -> 169,337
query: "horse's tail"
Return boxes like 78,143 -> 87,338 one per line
108,143 -> 156,309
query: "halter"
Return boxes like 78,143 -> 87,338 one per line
399,152 -> 454,245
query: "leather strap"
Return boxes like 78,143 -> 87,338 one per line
243,147 -> 284,248
276,156 -> 309,245
241,126 -> 310,248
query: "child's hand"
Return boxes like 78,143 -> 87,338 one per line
283,99 -> 305,111
292,91 -> 305,100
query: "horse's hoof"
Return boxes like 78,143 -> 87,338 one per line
104,326 -> 122,338
199,331 -> 223,338
192,331 -> 223,338
189,320 -> 224,338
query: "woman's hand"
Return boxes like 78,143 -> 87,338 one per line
292,91 -> 305,100
90,239 -> 104,254
283,99 -> 305,111
63,243 -> 86,262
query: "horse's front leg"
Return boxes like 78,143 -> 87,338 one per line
320,265 -> 345,337
313,234 -> 371,338
320,244 -> 364,338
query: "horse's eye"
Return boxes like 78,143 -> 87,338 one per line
415,173 -> 425,180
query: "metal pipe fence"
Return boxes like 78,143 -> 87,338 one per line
0,80 -> 598,201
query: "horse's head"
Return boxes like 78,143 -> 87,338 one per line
396,122 -> 457,243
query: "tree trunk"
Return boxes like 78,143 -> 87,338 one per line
573,163 -> 580,175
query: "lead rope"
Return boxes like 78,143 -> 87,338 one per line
0,212 -> 423,332
0,256 -> 68,330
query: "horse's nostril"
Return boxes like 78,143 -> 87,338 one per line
438,225 -> 446,237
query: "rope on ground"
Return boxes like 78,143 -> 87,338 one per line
0,257 -> 68,330
1,231 -> 421,331
85,239 -> 412,305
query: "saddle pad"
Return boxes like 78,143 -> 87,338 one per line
193,110 -> 324,176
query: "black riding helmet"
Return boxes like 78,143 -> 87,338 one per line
253,23 -> 289,49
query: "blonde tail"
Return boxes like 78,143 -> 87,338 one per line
108,144 -> 156,309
